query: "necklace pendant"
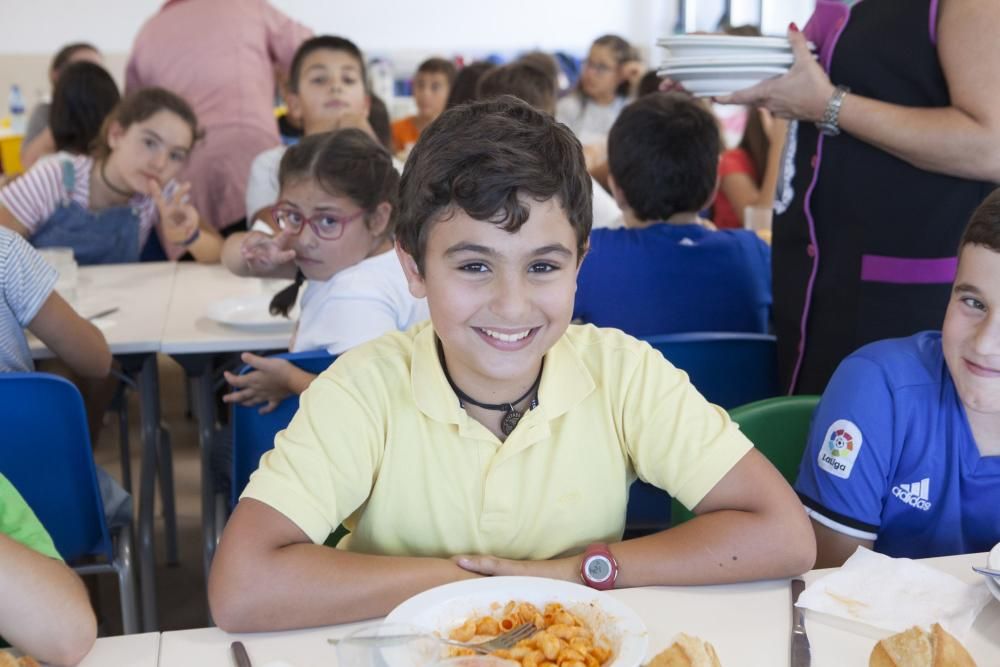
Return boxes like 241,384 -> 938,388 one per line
501,409 -> 522,436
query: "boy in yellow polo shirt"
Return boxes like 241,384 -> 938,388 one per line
208,96 -> 815,632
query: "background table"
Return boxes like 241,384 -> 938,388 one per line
155,553 -> 1000,666
77,631 -> 160,667
160,263 -> 295,596
29,261 -> 179,632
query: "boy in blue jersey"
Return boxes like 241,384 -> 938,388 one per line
572,93 -> 771,337
795,190 -> 1000,567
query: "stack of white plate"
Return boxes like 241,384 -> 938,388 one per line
657,34 -> 797,98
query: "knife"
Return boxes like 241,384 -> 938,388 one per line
790,578 -> 811,667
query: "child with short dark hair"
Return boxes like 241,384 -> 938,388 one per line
474,60 -> 623,230
208,95 -> 814,632
48,61 -> 120,156
446,61 -> 495,109
573,92 -> 772,337
243,35 -> 376,226
391,57 -> 456,155
796,189 -> 1000,567
20,42 -> 102,169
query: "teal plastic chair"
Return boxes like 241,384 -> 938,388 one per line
625,333 -> 781,535
671,395 -> 821,525
0,373 -> 139,633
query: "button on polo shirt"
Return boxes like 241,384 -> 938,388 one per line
243,321 -> 751,559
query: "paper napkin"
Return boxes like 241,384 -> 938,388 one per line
796,547 -> 992,637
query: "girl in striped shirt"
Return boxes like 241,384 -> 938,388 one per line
0,87 -> 221,264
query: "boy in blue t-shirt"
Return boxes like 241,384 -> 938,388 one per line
573,93 -> 771,337
795,190 -> 1000,567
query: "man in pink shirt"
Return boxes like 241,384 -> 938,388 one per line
126,0 -> 312,257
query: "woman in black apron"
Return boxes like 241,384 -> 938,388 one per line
721,0 -> 1000,394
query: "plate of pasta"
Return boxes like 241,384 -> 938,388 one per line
385,576 -> 648,667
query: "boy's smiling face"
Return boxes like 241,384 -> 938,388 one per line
398,196 -> 581,400
942,243 -> 1000,416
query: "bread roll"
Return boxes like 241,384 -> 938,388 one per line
0,652 -> 40,667
647,633 -> 723,667
869,623 -> 976,667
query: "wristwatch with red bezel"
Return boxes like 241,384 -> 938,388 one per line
580,542 -> 618,590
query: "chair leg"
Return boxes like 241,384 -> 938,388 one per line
117,389 -> 132,494
157,425 -> 179,566
115,522 -> 140,635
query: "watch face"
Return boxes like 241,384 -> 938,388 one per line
585,555 -> 613,583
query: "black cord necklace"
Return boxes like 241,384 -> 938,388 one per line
99,160 -> 135,200
439,342 -> 543,436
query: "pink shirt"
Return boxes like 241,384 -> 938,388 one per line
126,0 -> 311,255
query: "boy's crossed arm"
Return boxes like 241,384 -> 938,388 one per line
456,448 -> 816,586
209,448 -> 815,631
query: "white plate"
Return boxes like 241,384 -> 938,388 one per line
660,53 -> 795,68
205,294 -> 297,331
987,544 -> 1000,603
658,65 -> 788,96
385,577 -> 648,667
657,34 -> 793,56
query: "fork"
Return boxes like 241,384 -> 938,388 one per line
328,622 -> 538,654
972,565 -> 1000,578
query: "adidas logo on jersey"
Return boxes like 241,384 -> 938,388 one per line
891,478 -> 932,511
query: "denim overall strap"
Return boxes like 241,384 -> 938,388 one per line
32,160 -> 143,265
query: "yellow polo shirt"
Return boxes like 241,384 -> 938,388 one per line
242,322 -> 752,558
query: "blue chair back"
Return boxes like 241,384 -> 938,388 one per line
643,332 -> 780,409
0,373 -> 112,562
231,350 -> 336,506
625,333 -> 780,535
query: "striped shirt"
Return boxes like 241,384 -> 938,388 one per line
0,227 -> 57,372
0,152 -> 161,247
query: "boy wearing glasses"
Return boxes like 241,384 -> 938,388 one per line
208,96 -> 815,631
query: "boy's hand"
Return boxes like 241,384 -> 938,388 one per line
152,180 -> 200,245
453,554 -> 581,582
223,353 -> 295,414
241,229 -> 296,273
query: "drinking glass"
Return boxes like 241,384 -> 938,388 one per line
334,622 -> 440,667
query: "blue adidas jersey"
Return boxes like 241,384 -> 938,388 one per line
794,332 -> 1000,559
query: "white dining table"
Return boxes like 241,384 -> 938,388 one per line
76,631 -> 161,667
29,261 -> 180,633
155,552 -> 1000,667
159,263 -> 296,590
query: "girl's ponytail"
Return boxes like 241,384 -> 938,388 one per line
270,269 -> 305,318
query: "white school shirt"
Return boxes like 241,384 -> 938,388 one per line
291,249 -> 429,355
556,95 -> 627,147
591,177 -> 623,230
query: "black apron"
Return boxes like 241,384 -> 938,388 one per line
773,0 -> 995,394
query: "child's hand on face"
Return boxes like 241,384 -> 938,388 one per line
333,112 -> 377,141
240,228 -> 296,273
152,180 -> 200,245
222,353 -> 295,414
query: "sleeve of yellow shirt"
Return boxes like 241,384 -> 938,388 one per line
240,369 -> 386,544
621,342 -> 753,511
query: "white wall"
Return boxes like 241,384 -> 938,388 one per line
0,0 -> 677,108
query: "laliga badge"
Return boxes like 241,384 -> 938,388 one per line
818,419 -> 863,479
